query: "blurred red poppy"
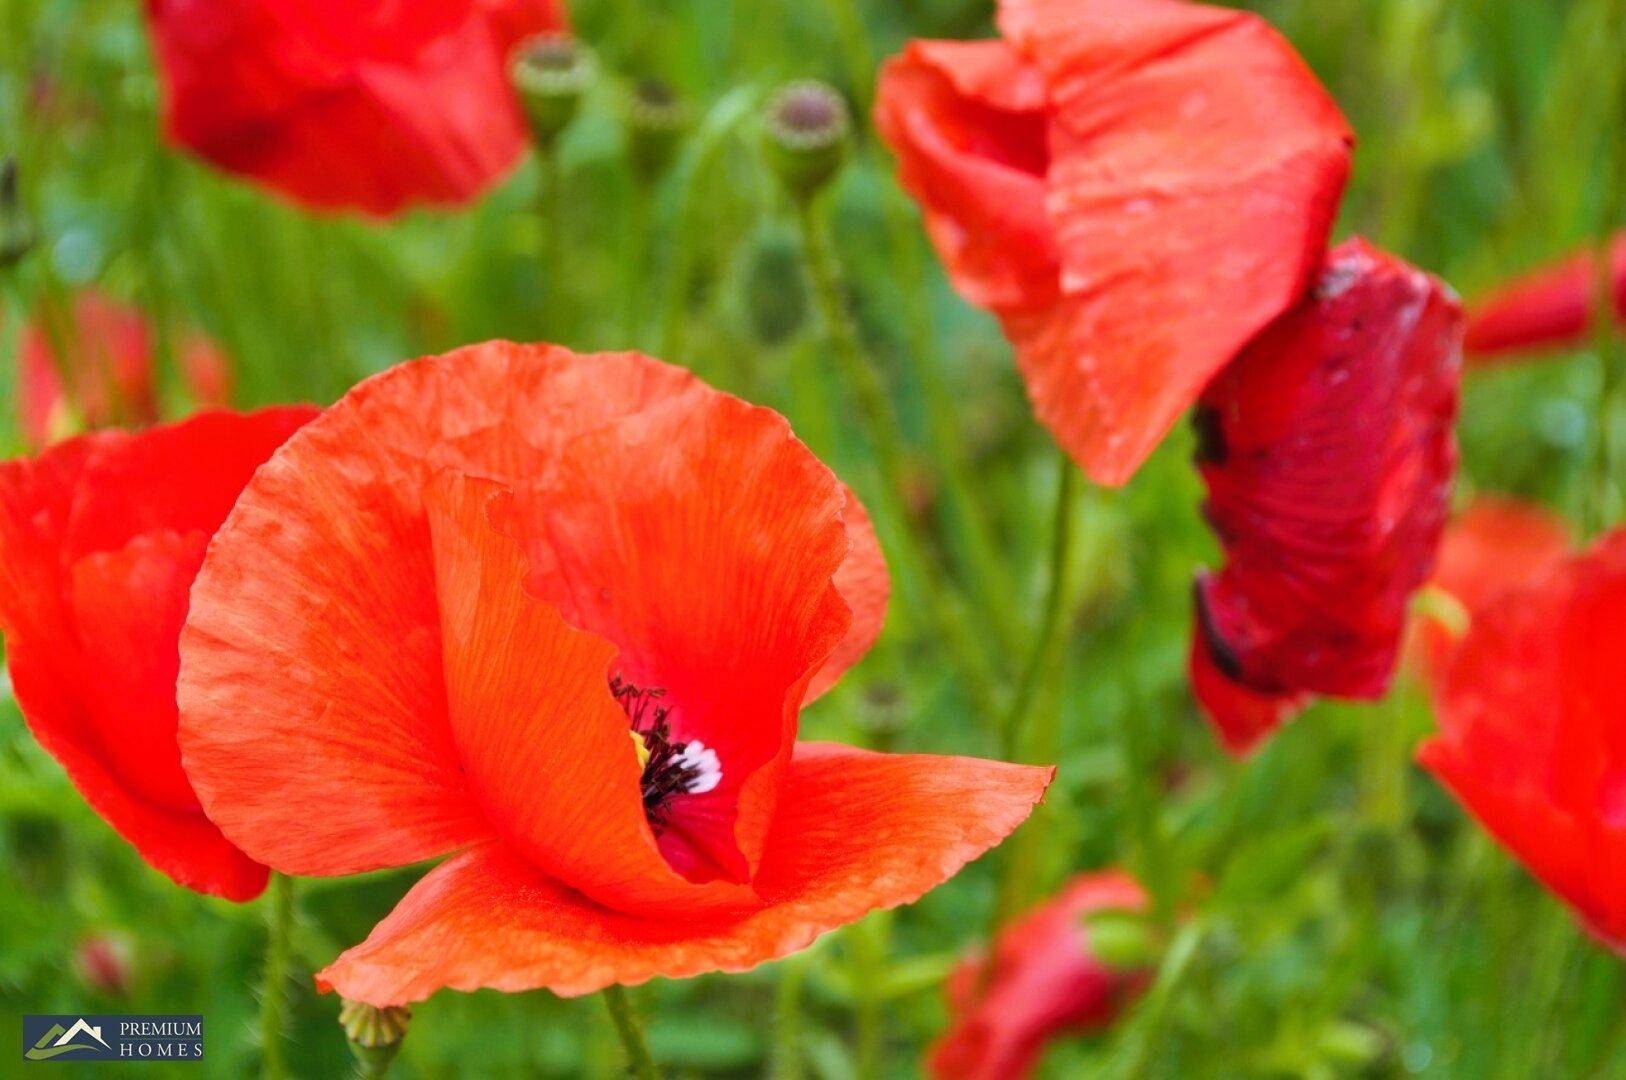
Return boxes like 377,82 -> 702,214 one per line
144,0 -> 567,216
929,870 -> 1148,1079
0,407 -> 316,900
1464,232 -> 1626,360
17,292 -> 238,448
1191,239 -> 1463,755
875,0 -> 1352,485
176,342 -> 1051,1004
1412,498 -> 1571,684
1419,529 -> 1626,949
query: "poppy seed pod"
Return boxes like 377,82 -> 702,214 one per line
627,79 -> 690,182
339,1000 -> 411,1075
763,80 -> 851,202
0,157 -> 35,269
512,33 -> 596,148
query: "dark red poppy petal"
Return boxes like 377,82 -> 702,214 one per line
1464,232 -> 1626,360
1187,630 -> 1309,757
1192,238 -> 1462,750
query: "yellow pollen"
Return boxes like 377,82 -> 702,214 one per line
629,729 -> 651,771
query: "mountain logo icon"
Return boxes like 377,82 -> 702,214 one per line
25,1018 -> 110,1061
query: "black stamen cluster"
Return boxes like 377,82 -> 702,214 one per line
611,676 -> 701,832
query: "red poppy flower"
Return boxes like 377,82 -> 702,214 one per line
175,342 -> 1052,1004
1412,498 -> 1571,684
1418,529 -> 1626,949
1464,232 -> 1626,360
16,293 -> 238,448
928,870 -> 1148,1079
874,0 -> 1353,485
1190,238 -> 1463,755
144,0 -> 567,217
0,406 -> 316,900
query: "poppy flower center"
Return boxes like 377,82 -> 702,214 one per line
611,676 -> 721,832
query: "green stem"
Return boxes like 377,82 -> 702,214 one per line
259,873 -> 293,1080
625,176 -> 651,351
997,454 -> 1079,762
1584,5 -> 1625,536
771,956 -> 808,1080
1122,672 -> 1174,929
849,916 -> 888,1080
538,143 -> 564,343
600,985 -> 660,1080
823,0 -> 876,120
793,193 -> 1003,719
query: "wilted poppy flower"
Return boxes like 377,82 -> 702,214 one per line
144,0 -> 567,216
929,870 -> 1148,1079
1191,238 -> 1463,755
1412,498 -> 1571,683
1464,232 -> 1626,360
0,407 -> 316,899
176,342 -> 1051,1004
875,0 -> 1353,485
1418,529 -> 1626,948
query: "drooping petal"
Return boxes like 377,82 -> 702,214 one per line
874,39 -> 1059,313
993,0 -> 1353,485
1419,531 -> 1626,948
316,744 -> 1051,1005
1191,238 -> 1462,753
1464,233 -> 1626,360
929,870 -> 1148,1080
144,0 -> 566,216
1413,498 -> 1571,684
0,408 -> 312,900
806,488 -> 889,703
1187,631 -> 1309,757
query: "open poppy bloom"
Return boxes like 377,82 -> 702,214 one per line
144,0 -> 567,216
1419,529 -> 1626,949
1464,232 -> 1626,360
1411,498 -> 1572,684
929,870 -> 1148,1079
1190,238 -> 1463,755
15,291 -> 236,448
874,0 -> 1353,485
176,342 -> 1052,1005
0,407 -> 315,900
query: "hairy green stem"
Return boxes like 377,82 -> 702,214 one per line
771,956 -> 808,1080
538,144 -> 564,342
849,917 -> 888,1079
600,985 -> 660,1079
792,193 -> 1003,718
259,873 -> 293,1080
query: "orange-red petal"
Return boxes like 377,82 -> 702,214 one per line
317,743 -> 1051,1005
806,487 -> 889,703
0,408 -> 312,900
1463,232 -> 1626,360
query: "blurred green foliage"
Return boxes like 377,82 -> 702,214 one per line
1,0 -> 1624,1076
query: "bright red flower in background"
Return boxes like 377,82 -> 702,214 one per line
1412,498 -> 1571,683
15,292 -> 235,448
0,407 -> 315,900
144,0 -> 567,217
875,0 -> 1353,485
1464,232 -> 1626,360
176,343 -> 1050,1005
1419,530 -> 1626,949
1191,239 -> 1463,755
929,871 -> 1148,1080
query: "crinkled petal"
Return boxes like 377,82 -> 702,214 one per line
1191,238 -> 1462,750
317,743 -> 1051,1005
806,488 -> 888,703
993,0 -> 1353,485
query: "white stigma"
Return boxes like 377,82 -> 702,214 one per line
677,741 -> 722,794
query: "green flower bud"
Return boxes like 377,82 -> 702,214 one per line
626,78 -> 690,183
339,999 -> 411,1076
512,34 -> 596,149
762,80 -> 851,202
0,158 -> 37,270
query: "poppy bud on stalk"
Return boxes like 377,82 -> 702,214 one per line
339,999 -> 411,1075
511,33 -> 596,149
763,80 -> 851,202
0,157 -> 36,269
626,79 -> 690,183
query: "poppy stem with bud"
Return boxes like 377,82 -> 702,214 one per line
339,1000 -> 410,1077
600,985 -> 660,1079
258,872 -> 294,1080
767,80 -> 1002,719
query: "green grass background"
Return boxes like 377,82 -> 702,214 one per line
1,0 -> 1624,1076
